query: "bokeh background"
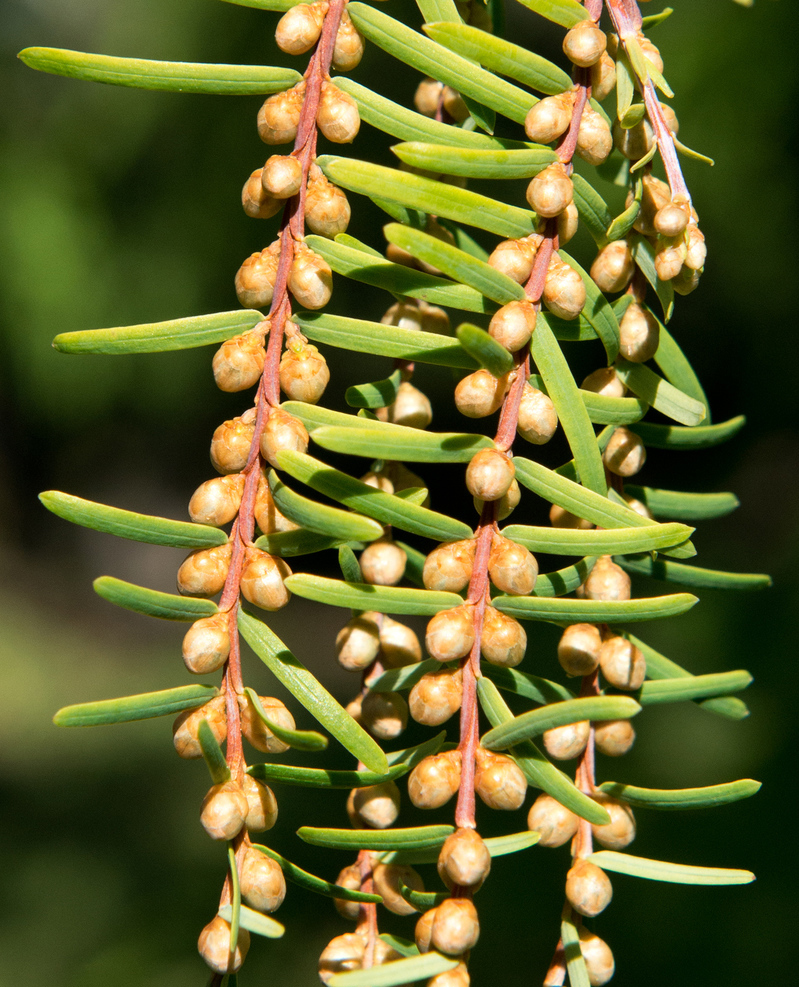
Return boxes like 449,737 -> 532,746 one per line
1,0 -> 796,984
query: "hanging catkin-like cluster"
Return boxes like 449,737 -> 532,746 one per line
24,0 -> 767,985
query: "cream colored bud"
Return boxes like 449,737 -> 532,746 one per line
416,907 -> 436,952
563,19 -> 607,67
475,478 -> 521,521
488,300 -> 537,353
429,961 -> 471,987
431,898 -> 480,955
578,928 -> 615,986
614,117 -> 655,160
442,86 -> 469,123
385,381 -> 433,429
235,241 -> 281,308
189,474 -> 245,528
409,667 -> 463,726
524,91 -> 575,144
317,81 -> 360,143
527,793 -> 580,847
373,863 -> 425,916
619,302 -> 660,363
275,2 -> 327,55
336,612 -> 381,671
591,51 -> 616,102
241,774 -> 278,832
305,165 -> 351,237
591,794 -> 636,849
200,780 -> 248,841
594,718 -> 636,756
603,427 -> 646,477
351,780 -> 401,829
423,539 -> 476,593
638,34 -> 664,73
543,720 -> 590,760
527,162 -> 574,219
420,301 -> 451,334
581,366 -> 626,397
672,265 -> 702,296
173,696 -> 227,759
684,224 -> 707,270
182,612 -> 232,675
584,556 -> 631,602
438,828 -> 491,890
198,916 -> 249,974
425,605 -> 475,662
360,470 -> 393,493
242,169 -> 282,220
475,748 -> 528,810
623,494 -> 653,519
260,407 -> 309,468
254,476 -> 298,534
360,538 -> 407,586
239,692 -> 295,753
550,503 -> 592,529
213,331 -> 267,393
455,369 -> 509,418
599,635 -> 646,690
566,860 -> 613,917
466,449 -> 515,502
408,750 -> 462,809
517,384 -> 558,445
635,173 -> 671,235
318,932 -> 367,984
480,606 -> 527,668
261,153 -> 303,199
333,864 -> 362,921
487,237 -> 537,284
211,411 -> 256,474
554,200 -> 580,244
361,690 -> 408,740
332,10 -> 365,71
654,198 -> 691,238
414,78 -> 445,117
543,257 -> 586,320
381,299 -> 423,332
488,534 -> 538,596
240,846 -> 286,913
577,105 -> 613,165
257,82 -> 306,145
240,547 -> 292,611
655,234 -> 688,281
379,616 -> 422,668
177,542 -> 232,597
345,694 -> 362,723
279,340 -> 330,404
558,623 -> 602,677
590,240 -> 635,293
660,101 -> 679,135
289,245 -> 333,309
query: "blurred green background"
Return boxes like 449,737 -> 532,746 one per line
1,0 -> 796,984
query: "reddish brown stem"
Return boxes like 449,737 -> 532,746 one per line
356,849 -> 379,967
543,937 -> 567,987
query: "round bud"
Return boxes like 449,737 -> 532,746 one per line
279,340 -> 330,404
543,257 -> 587,320
429,962 -> 471,987
654,199 -> 691,238
438,828 -> 491,890
333,864 -> 362,921
200,780 -> 248,841
379,616 -> 423,668
381,299 -> 424,332
336,612 -> 381,672
183,612 -> 232,675
289,245 -> 333,309
590,240 -> 634,294
578,928 -> 615,986
317,81 -> 360,143
684,224 -> 707,271
423,539 -> 476,593
475,748 -> 528,810
527,162 -> 574,218
275,2 -> 327,55
239,693 -> 295,753
189,474 -> 246,528
475,478 -> 521,521
524,91 -> 575,143
602,427 -> 646,477
254,476 -> 298,534
198,916 -> 250,974
527,793 -> 580,847
455,369 -> 509,418
591,794 -> 636,849
517,383 -> 558,445
173,696 -> 227,759
257,82 -> 306,145
305,164 -> 351,238
242,170 -> 282,220
488,534 -> 538,596
332,11 -> 365,72
558,623 -> 602,677
261,154 -> 303,199
425,605 -> 476,662
416,907 -> 437,953
235,242 -> 281,309
555,200 -> 580,245
240,846 -> 286,913
623,494 -> 653,520
345,694 -> 362,723
442,86 -> 469,123
408,750 -> 462,809
361,690 -> 408,740
373,863 -> 425,916
350,780 -> 401,829
241,774 -> 278,832
409,667 -> 463,726
360,538 -> 407,586
419,301 -> 451,334
591,51 -> 617,102
635,173 -> 671,235
431,897 -> 480,955
654,235 -> 688,281
488,300 -> 537,353
480,606 -> 527,668
543,720 -> 590,760
594,718 -> 636,756
619,302 -> 660,363
614,117 -> 655,160
260,407 -> 309,468
638,35 -> 664,73
414,78 -> 445,117
384,381 -> 433,429
584,556 -> 631,602
319,932 -> 367,984
576,106 -> 613,165
599,635 -> 646,690
211,411 -> 256,474
550,503 -> 592,529
361,470 -> 394,493
487,237 -> 537,284
177,542 -> 232,597
672,265 -> 702,296
566,860 -> 613,917
563,19 -> 607,67
240,547 -> 292,611
581,366 -> 626,397
466,449 -> 515,502
660,101 -> 679,135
